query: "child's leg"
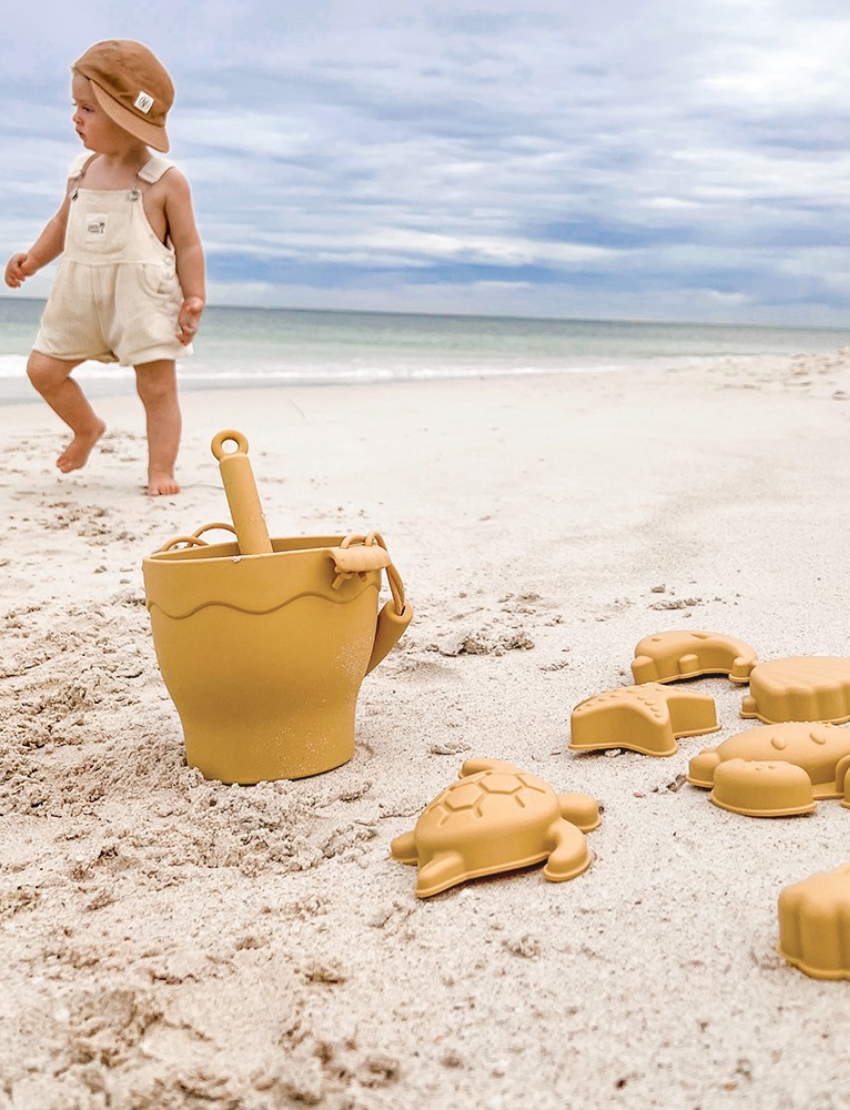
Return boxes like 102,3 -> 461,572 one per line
27,352 -> 106,473
134,359 -> 182,497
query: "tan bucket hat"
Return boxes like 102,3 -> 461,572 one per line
73,40 -> 174,152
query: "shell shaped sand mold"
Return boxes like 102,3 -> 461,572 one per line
778,863 -> 850,979
631,630 -> 758,685
741,656 -> 850,725
569,683 -> 719,757
688,722 -> 850,817
390,759 -> 600,898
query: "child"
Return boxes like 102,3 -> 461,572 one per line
4,39 -> 205,496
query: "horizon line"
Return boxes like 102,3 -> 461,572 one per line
2,294 -> 850,335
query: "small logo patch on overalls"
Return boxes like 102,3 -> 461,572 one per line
86,214 -> 108,238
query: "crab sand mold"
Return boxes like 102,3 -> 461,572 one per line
688,722 -> 850,817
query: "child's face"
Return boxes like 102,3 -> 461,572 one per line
71,73 -> 133,152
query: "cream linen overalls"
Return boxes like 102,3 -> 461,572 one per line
34,153 -> 191,367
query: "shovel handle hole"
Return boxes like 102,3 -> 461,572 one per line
211,429 -> 249,460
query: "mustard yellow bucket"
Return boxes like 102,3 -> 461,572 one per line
143,430 -> 413,783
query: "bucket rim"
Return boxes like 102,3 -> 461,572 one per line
144,534 -> 353,566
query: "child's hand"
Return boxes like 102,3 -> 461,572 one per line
4,253 -> 38,289
176,296 -> 204,345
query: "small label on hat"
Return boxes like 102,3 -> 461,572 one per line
134,91 -> 154,114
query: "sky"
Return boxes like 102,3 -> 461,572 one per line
3,0 -> 850,325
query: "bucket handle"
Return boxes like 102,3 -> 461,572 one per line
334,532 -> 405,612
335,532 -> 413,675
159,522 -> 237,552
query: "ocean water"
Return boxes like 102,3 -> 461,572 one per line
1,298 -> 849,405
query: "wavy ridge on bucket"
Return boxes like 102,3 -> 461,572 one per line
147,581 -> 382,621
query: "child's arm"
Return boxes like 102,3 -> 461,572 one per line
163,171 -> 206,345
4,192 -> 72,288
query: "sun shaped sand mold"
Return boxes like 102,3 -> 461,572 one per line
688,722 -> 850,817
569,683 -> 719,757
390,759 -> 600,898
778,863 -> 850,980
631,630 -> 758,685
740,657 -> 850,725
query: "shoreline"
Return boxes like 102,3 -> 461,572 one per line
0,346 -> 843,410
3,356 -> 850,1108
0,360 -> 640,409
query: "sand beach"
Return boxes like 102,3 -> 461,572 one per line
2,349 -> 850,1108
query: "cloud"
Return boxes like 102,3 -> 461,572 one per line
3,0 -> 850,323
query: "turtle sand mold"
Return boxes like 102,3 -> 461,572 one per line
391,759 -> 601,897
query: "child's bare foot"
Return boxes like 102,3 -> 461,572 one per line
57,419 -> 106,473
148,471 -> 180,497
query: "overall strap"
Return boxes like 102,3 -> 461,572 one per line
137,156 -> 175,184
68,152 -> 98,181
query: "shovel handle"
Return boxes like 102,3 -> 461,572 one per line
211,430 -> 273,556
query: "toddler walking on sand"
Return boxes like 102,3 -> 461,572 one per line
4,40 -> 205,496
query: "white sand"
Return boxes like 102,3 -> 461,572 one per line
2,350 -> 850,1109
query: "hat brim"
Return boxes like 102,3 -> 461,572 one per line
89,80 -> 170,152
